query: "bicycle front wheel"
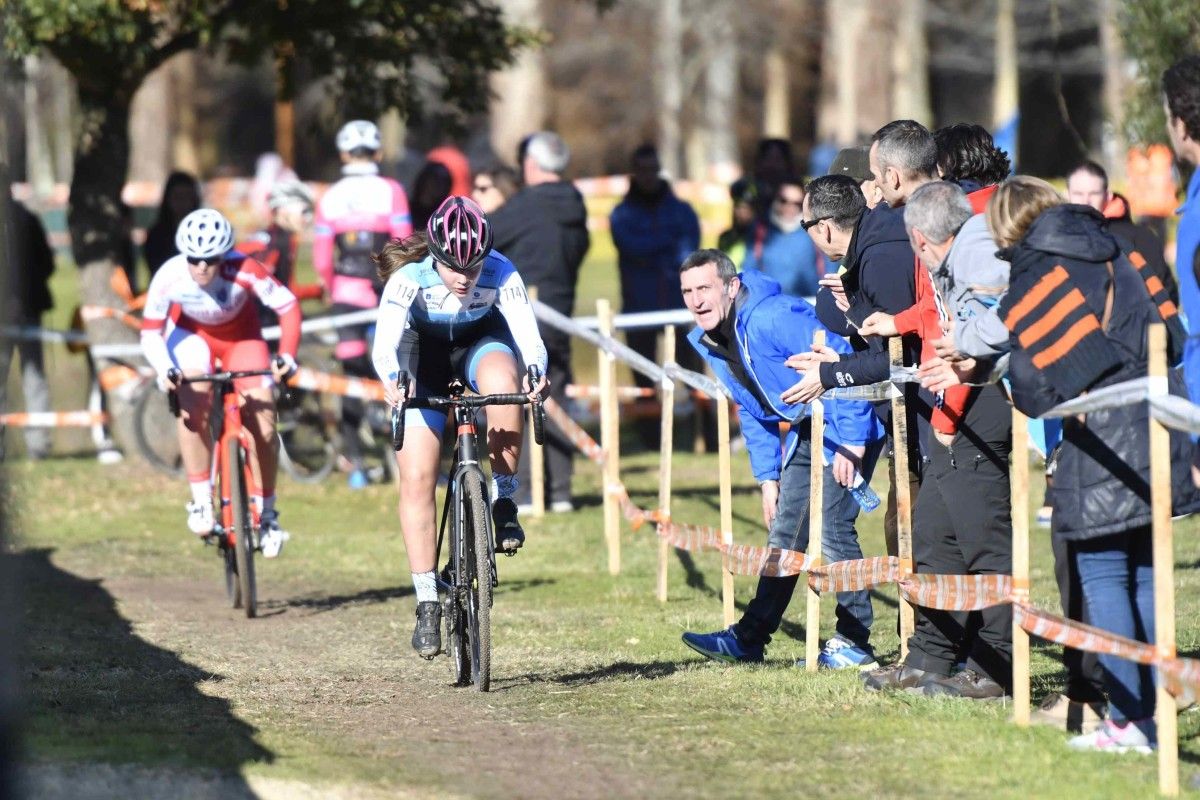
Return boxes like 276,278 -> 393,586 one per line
460,469 -> 493,692
228,436 -> 257,619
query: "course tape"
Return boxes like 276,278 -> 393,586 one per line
0,411 -> 109,427
285,367 -> 387,401
544,394 -> 1200,697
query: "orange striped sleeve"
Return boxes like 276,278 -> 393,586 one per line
1004,266 -> 1069,331
1146,275 -> 1164,297
1128,251 -> 1147,269
1160,300 -> 1179,319
1031,316 -> 1102,369
1016,289 -> 1086,349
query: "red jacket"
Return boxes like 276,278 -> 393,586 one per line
892,184 -> 997,434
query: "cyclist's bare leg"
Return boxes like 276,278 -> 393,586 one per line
395,424 -> 441,573
240,386 -> 279,498
474,351 -> 522,476
177,382 -> 214,478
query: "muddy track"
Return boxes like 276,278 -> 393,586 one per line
20,553 -> 662,800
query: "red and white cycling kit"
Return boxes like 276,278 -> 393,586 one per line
140,252 -> 301,392
313,162 -> 412,359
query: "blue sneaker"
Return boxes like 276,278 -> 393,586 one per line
681,627 -> 764,664
348,469 -> 369,490
795,634 -> 878,670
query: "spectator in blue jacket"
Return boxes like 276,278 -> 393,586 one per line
742,176 -> 822,297
677,249 -> 886,668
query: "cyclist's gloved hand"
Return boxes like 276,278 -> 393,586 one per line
272,354 -> 298,382
158,367 -> 182,393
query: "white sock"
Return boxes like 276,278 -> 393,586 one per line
190,480 -> 212,507
412,571 -> 439,604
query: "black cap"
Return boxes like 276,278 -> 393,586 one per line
828,147 -> 873,183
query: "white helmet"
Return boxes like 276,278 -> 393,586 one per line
336,120 -> 381,153
175,208 -> 234,261
267,180 -> 315,212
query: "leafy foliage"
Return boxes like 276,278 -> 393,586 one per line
3,0 -> 533,120
1117,0 -> 1200,144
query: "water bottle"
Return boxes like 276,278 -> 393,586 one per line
849,472 -> 881,513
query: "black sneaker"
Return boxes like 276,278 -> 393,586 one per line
492,497 -> 525,555
412,601 -> 442,659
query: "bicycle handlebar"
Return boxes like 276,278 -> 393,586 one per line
391,366 -> 547,451
166,358 -> 294,417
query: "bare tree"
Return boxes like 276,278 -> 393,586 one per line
702,0 -> 740,181
657,0 -> 684,177
490,0 -> 547,164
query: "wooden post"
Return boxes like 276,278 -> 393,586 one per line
718,396 -> 735,626
657,326 -> 676,603
1011,407 -> 1031,725
805,330 -> 826,672
597,300 -> 621,575
889,337 -> 916,658
1148,324 -> 1178,796
528,287 -> 545,517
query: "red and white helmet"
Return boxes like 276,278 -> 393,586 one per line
175,209 -> 234,261
426,195 -> 492,273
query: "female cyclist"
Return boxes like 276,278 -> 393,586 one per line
140,208 -> 301,558
371,195 -> 548,658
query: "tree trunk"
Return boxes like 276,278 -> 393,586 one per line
69,88 -> 142,452
890,0 -> 931,125
129,63 -> 172,186
992,0 -> 1019,167
703,4 -> 740,183
762,47 -> 790,140
1098,0 -> 1126,182
490,0 -> 546,166
656,0 -> 684,179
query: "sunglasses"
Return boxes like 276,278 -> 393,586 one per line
186,255 -> 220,266
801,216 -> 831,231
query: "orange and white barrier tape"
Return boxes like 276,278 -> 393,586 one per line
0,411 -> 109,427
79,304 -> 140,330
286,367 -> 387,401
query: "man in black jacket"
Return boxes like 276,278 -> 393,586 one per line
1,200 -> 55,460
490,131 -> 590,512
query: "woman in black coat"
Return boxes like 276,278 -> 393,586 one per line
142,171 -> 201,283
989,176 -> 1200,753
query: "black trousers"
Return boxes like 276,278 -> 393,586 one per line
1052,533 -> 1108,702
904,385 -> 1013,690
516,325 -> 574,504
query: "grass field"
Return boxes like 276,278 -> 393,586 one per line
9,230 -> 1200,798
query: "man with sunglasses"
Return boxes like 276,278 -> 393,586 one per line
741,176 -> 822,297
140,209 -> 302,557
372,196 -> 548,658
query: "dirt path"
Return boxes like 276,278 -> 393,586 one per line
21,554 -> 665,800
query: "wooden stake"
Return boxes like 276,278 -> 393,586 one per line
657,326 -> 676,603
597,300 -> 621,576
718,396 -> 735,626
528,286 -> 545,518
1010,407 -> 1031,725
805,330 -> 826,673
1148,324 -> 1178,796
889,337 -> 915,658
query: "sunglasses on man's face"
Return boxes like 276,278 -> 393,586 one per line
186,255 -> 220,266
801,216 -> 831,231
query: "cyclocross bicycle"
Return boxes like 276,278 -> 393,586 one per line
168,362 -> 290,618
391,366 -> 546,692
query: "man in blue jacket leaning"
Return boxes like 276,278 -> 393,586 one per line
678,249 -> 886,668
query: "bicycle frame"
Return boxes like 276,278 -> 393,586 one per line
210,380 -> 260,546
435,402 -> 496,593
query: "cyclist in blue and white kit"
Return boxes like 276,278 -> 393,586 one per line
372,195 -> 548,658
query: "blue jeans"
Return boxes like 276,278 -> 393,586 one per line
734,431 -> 883,649
1073,527 -> 1156,723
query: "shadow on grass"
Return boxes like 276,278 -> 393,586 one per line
265,577 -> 557,615
492,659 -> 681,691
17,547 -> 271,786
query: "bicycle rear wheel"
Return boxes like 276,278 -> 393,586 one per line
134,386 -> 183,477
277,391 -> 336,483
460,469 -> 493,691
228,436 -> 257,618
